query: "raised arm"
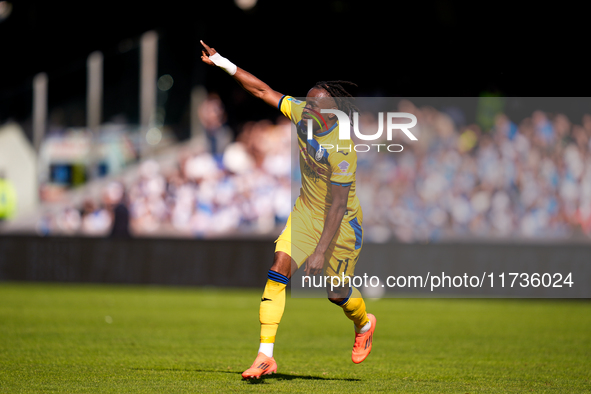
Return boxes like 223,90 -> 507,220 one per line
201,40 -> 284,109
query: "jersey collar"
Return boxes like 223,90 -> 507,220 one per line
314,121 -> 338,137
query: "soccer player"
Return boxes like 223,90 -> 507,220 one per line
201,40 -> 376,379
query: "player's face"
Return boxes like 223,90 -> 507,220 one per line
302,88 -> 337,132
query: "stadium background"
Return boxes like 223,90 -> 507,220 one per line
2,1 -> 591,265
1,2 -> 590,392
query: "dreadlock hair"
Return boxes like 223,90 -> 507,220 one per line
313,80 -> 359,123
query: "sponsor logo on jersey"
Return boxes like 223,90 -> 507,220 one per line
338,160 -> 350,173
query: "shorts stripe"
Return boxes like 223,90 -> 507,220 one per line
349,217 -> 363,250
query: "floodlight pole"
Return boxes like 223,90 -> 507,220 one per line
87,51 -> 103,134
140,30 -> 158,158
32,72 -> 47,154
87,51 -> 103,179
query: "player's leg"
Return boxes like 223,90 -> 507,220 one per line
259,212 -> 310,354
258,250 -> 297,354
327,278 -> 375,364
325,256 -> 370,336
325,216 -> 375,363
242,212 -> 313,379
242,251 -> 294,379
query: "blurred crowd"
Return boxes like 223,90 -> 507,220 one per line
357,99 -> 591,242
40,96 -> 591,242
41,94 -> 292,238
125,116 -> 292,237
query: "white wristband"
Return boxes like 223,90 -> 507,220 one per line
209,52 -> 237,76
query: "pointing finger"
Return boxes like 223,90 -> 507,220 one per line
200,40 -> 216,55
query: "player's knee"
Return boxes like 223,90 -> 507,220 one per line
328,296 -> 346,305
270,252 -> 293,278
327,286 -> 350,304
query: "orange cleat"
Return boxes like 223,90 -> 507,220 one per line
241,352 -> 277,379
351,313 -> 376,364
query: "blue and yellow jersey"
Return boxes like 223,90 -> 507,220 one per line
278,95 -> 361,220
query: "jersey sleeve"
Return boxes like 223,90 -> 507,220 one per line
329,150 -> 357,186
278,95 -> 306,124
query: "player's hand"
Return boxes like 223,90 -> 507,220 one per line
304,250 -> 325,277
200,40 -> 217,66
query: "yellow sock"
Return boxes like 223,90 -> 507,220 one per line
259,270 -> 289,343
336,287 -> 370,330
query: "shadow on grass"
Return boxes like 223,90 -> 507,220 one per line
244,372 -> 361,384
131,368 -> 360,382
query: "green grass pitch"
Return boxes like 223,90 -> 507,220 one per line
0,283 -> 590,393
